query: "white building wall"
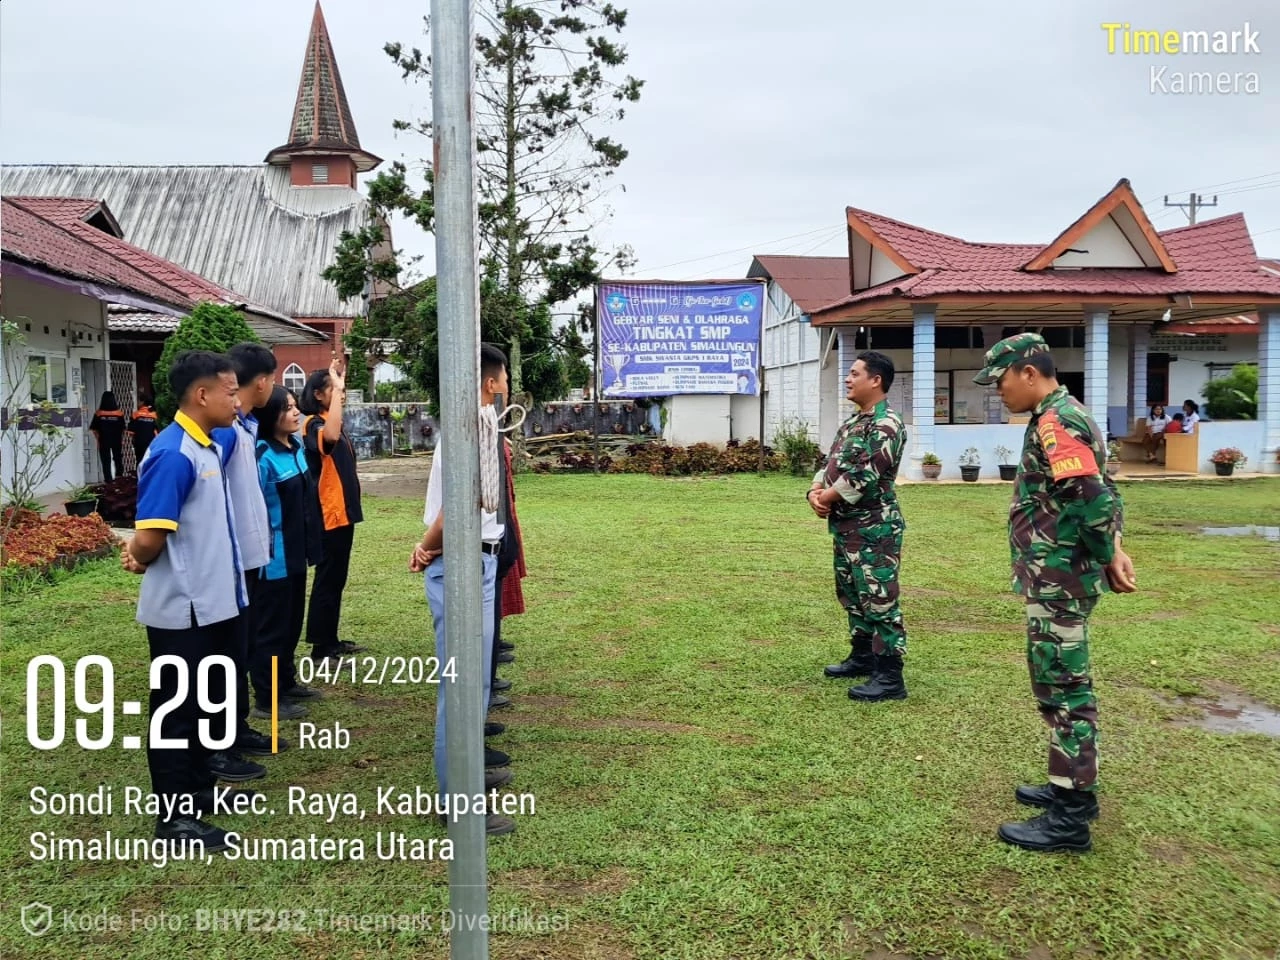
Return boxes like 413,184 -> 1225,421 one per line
1,278 -> 111,499
757,279 -> 823,446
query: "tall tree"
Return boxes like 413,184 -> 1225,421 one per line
326,0 -> 641,399
152,303 -> 260,423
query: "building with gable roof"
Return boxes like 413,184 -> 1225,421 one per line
3,2 -> 386,397
749,180 -> 1280,477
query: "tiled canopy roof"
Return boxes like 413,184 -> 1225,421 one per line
800,179 -> 1280,325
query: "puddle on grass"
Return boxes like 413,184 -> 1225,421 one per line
1200,525 -> 1280,541
1172,693 -> 1280,738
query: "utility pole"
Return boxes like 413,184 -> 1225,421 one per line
432,0 -> 490,956
1163,192 -> 1218,226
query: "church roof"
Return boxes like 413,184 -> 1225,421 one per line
265,3 -> 381,172
2,163 -> 371,318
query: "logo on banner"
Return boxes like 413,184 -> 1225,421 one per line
736,292 -> 757,310
605,293 -> 628,313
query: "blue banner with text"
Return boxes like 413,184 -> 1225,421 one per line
596,281 -> 764,397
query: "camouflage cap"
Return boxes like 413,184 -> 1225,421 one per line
972,332 -> 1051,385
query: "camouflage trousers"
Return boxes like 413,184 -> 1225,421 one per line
1026,596 -> 1099,792
833,519 -> 906,656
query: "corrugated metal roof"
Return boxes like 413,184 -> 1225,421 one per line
2,163 -> 371,318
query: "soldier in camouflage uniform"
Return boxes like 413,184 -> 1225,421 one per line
973,333 -> 1136,853
809,351 -> 909,702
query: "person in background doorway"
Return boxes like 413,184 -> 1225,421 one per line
90,391 -> 126,481
128,394 -> 159,467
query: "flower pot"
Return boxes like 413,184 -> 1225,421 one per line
921,463 -> 941,480
1214,462 -> 1234,476
960,465 -> 980,483
998,464 -> 1017,481
65,499 -> 99,517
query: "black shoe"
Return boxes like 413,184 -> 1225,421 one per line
489,694 -> 513,710
234,729 -> 291,756
193,787 -> 262,818
250,700 -> 308,721
336,640 -> 367,654
437,813 -> 516,836
484,721 -> 505,737
485,767 -> 513,789
848,653 -> 908,702
308,650 -> 343,665
497,651 -> 515,664
1015,783 -> 1100,820
208,751 -> 267,783
283,684 -> 322,699
498,641 -> 515,652
155,816 -> 230,852
998,787 -> 1095,852
485,747 -> 510,768
824,635 -> 875,678
492,677 -> 512,692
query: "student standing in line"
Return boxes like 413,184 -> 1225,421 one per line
299,359 -> 366,662
251,385 -> 324,719
128,394 -> 159,467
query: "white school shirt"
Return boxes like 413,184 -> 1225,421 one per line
423,437 -> 505,544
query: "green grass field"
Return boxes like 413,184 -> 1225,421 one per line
2,475 -> 1278,959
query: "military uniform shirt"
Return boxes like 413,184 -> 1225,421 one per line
1010,385 -> 1124,600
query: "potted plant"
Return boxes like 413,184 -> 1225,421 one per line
995,445 -> 1017,481
921,452 -> 942,480
1105,441 -> 1122,478
958,447 -> 981,482
63,483 -> 100,518
1210,447 -> 1247,477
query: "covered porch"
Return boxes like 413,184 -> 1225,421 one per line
808,180 -> 1280,480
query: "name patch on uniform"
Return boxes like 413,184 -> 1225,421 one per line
1037,411 -> 1098,480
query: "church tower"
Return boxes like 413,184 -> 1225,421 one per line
265,2 -> 382,186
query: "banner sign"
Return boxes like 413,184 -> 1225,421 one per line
596,281 -> 764,397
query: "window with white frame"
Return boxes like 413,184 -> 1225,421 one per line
282,363 -> 306,392
26,354 -> 68,404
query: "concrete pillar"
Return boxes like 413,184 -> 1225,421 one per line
1128,323 -> 1150,430
1260,309 -> 1280,473
837,326 -> 857,424
911,304 -> 937,477
1084,308 -> 1111,434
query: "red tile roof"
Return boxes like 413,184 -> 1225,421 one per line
809,204 -> 1280,323
2,196 -> 312,327
748,255 -> 849,313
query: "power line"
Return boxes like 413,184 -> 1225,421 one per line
1142,171 -> 1280,206
637,224 -> 838,273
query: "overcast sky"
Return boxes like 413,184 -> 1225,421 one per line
3,0 -> 1278,289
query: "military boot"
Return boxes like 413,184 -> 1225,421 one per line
1015,783 -> 1099,820
824,634 -> 875,678
847,653 -> 907,702
998,786 -> 1095,852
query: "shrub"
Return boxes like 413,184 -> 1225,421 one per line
773,418 -> 823,477
1202,364 -> 1257,420
153,302 -> 261,423
2,512 -> 117,574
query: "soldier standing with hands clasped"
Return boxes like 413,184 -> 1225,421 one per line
810,351 -> 909,702
973,333 -> 1136,853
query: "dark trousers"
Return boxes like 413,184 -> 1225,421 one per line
99,443 -> 123,482
252,572 -> 306,704
146,612 -> 238,814
307,524 -> 354,655
133,440 -> 151,468
235,572 -> 264,737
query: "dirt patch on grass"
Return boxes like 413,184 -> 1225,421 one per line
502,866 -> 634,903
577,717 -> 701,735
518,695 -> 578,711
497,921 -> 637,960
1145,840 -> 1191,865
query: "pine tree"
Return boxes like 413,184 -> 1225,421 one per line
153,302 -> 260,422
